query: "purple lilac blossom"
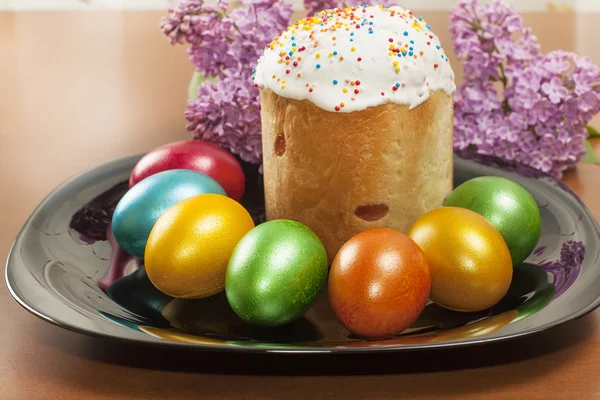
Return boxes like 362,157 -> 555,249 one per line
451,0 -> 600,179
304,0 -> 338,16
161,0 -> 293,165
304,0 -> 398,17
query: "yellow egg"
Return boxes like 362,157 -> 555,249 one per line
408,207 -> 513,312
145,194 -> 255,299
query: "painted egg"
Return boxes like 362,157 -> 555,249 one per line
111,169 -> 226,258
145,194 -> 255,299
408,207 -> 513,312
328,228 -> 431,339
225,220 -> 328,327
129,140 -> 245,201
444,176 -> 541,266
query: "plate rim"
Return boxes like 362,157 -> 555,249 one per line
5,153 -> 600,354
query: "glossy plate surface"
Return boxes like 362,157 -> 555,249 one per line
5,152 -> 600,353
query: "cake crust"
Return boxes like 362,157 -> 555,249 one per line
260,88 -> 454,263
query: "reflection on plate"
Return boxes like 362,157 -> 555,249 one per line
5,152 -> 600,353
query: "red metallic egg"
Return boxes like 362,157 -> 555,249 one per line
329,228 -> 431,339
130,140 -> 245,201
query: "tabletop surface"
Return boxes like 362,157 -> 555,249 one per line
3,8 -> 600,400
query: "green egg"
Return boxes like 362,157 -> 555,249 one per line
225,220 -> 328,327
444,176 -> 541,266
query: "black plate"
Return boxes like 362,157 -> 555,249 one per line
5,151 -> 600,353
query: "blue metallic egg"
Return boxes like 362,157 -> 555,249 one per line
111,169 -> 226,258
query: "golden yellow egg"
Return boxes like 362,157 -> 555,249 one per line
145,194 -> 255,299
408,207 -> 513,312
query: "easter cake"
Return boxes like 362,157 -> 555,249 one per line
253,5 -> 457,262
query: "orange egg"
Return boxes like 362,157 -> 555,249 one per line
408,207 -> 513,312
329,228 -> 431,339
145,194 -> 254,299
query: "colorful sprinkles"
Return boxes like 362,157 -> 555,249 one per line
253,5 -> 453,112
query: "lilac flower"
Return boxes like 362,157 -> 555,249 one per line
544,51 -> 572,74
509,87 -> 541,111
578,91 -> 599,113
345,0 -> 398,7
532,100 -> 556,124
528,151 -> 553,173
462,82 -> 501,113
575,56 -> 594,70
451,0 -> 539,81
451,0 -> 600,179
574,73 -> 593,96
514,68 -> 542,92
186,76 -> 263,165
160,0 -> 238,78
542,77 -> 569,104
509,29 -> 540,63
160,0 -> 228,45
162,0 -> 292,165
304,0 -> 337,16
507,111 -> 528,133
304,0 -> 397,17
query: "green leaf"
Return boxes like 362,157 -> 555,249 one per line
187,72 -> 219,100
188,71 -> 205,100
582,139 -> 600,164
587,125 -> 600,138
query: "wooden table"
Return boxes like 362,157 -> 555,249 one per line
3,9 -> 600,400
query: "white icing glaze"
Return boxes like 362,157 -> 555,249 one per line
253,5 -> 456,113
